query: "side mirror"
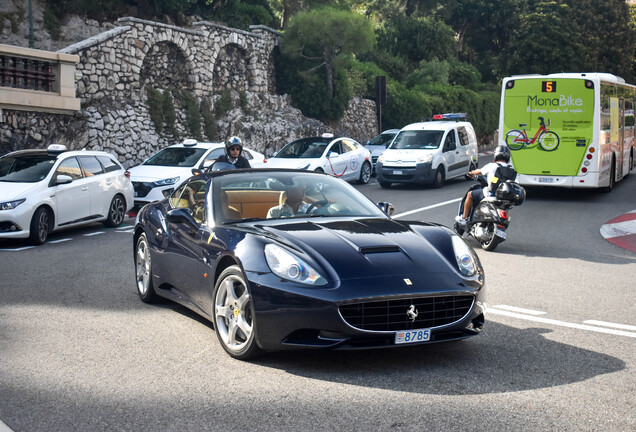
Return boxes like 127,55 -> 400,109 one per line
191,168 -> 203,176
202,159 -> 215,168
377,202 -> 395,216
328,151 -> 339,159
53,174 -> 73,185
166,208 -> 198,227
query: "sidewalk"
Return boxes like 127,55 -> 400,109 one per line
600,210 -> 636,253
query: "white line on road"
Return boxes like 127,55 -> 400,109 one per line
83,232 -> 105,237
0,246 -> 34,251
48,238 -> 72,244
393,197 -> 461,219
583,320 -> 636,332
0,418 -> 14,432
492,304 -> 547,315
488,308 -> 636,338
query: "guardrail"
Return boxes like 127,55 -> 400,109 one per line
0,44 -> 81,114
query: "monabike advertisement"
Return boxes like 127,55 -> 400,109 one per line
502,78 -> 594,176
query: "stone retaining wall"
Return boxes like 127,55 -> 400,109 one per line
0,17 -> 378,166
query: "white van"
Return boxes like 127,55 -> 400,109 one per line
375,114 -> 478,188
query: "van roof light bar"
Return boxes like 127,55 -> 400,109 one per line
432,113 -> 467,120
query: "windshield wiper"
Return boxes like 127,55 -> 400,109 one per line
222,217 -> 264,224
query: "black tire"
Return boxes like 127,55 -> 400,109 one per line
135,233 -> 160,303
104,194 -> 126,227
213,265 -> 262,360
379,181 -> 392,189
480,223 -> 502,251
358,162 -> 371,184
29,206 -> 51,245
601,159 -> 615,193
432,167 -> 445,188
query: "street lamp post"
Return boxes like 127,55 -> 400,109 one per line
28,0 -> 34,48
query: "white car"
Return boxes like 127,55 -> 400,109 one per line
128,140 -> 266,206
264,134 -> 372,184
364,129 -> 400,173
0,144 -> 134,245
376,113 -> 479,188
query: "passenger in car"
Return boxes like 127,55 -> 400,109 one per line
266,182 -> 311,218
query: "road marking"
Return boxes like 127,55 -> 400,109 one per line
0,418 -> 14,432
48,238 -> 72,244
488,308 -> 636,338
116,227 -> 135,233
0,246 -> 34,251
492,304 -> 547,315
393,198 -> 461,219
83,231 -> 105,237
583,320 -> 636,332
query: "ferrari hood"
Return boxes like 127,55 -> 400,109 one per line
260,218 -> 455,280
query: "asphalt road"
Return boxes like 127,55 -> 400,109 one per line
1,156 -> 635,431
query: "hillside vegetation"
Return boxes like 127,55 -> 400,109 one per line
43,0 -> 636,140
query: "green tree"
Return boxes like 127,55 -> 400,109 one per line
565,0 -> 635,81
498,1 -> 586,76
281,7 -> 374,100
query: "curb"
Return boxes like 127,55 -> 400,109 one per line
600,210 -> 636,253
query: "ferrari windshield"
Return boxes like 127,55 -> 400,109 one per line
390,130 -> 443,150
213,171 -> 386,223
144,147 -> 207,167
0,154 -> 57,183
274,138 -> 329,159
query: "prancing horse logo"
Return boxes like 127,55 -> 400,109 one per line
407,305 -> 418,322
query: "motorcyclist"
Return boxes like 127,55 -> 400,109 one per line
216,136 -> 251,169
455,145 -> 515,227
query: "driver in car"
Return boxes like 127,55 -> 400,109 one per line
267,182 -> 311,218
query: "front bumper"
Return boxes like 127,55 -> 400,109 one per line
376,162 -> 435,184
132,181 -> 173,206
247,272 -> 485,352
0,205 -> 34,239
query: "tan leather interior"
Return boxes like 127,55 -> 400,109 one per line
225,190 -> 285,218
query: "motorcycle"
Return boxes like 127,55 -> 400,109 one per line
454,175 -> 526,251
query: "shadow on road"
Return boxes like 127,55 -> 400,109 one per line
252,321 -> 624,396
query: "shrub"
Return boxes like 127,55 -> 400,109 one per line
146,87 -> 164,134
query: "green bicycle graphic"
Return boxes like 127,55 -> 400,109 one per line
505,117 -> 560,151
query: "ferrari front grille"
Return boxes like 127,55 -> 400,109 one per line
339,295 -> 474,332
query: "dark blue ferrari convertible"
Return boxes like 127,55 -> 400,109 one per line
133,169 -> 485,359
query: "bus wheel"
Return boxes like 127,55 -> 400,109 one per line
601,159 -> 615,193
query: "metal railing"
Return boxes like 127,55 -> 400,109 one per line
0,55 -> 56,92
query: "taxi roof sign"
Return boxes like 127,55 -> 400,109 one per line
47,144 -> 68,154
183,139 -> 198,146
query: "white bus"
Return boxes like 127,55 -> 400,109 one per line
499,73 -> 635,191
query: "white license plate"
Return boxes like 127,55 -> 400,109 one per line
395,328 -> 431,344
495,228 -> 507,239
393,170 -> 404,175
538,177 -> 554,183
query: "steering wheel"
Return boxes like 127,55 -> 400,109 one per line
305,200 -> 330,214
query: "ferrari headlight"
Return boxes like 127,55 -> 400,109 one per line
0,198 -> 26,211
153,176 -> 180,186
264,244 -> 327,286
451,235 -> 478,276
417,154 -> 433,164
